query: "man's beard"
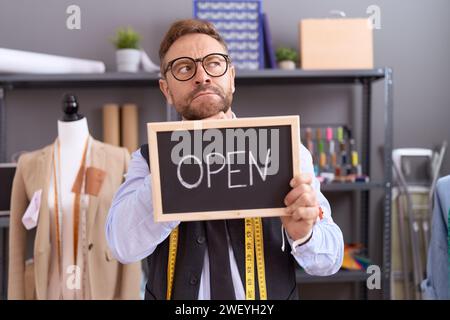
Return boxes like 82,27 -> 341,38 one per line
172,84 -> 232,120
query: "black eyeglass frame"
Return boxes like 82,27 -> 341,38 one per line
163,53 -> 231,81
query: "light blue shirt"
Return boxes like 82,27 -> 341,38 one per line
106,131 -> 344,300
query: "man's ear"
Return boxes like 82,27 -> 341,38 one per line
230,65 -> 236,93
159,79 -> 173,105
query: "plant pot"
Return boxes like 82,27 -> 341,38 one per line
116,49 -> 141,72
278,60 -> 296,70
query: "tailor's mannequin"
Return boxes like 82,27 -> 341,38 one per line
58,94 -> 89,208
47,94 -> 90,299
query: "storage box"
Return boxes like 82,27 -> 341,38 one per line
299,18 -> 373,70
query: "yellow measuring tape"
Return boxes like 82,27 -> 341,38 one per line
245,217 -> 267,300
166,226 -> 178,300
166,219 -> 267,300
244,218 -> 255,299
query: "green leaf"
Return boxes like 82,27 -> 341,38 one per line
275,47 -> 298,63
110,26 -> 141,49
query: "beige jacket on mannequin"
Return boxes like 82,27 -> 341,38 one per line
8,139 -> 141,300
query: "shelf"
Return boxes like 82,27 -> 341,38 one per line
0,72 -> 160,89
236,68 -> 386,85
296,269 -> 369,284
0,68 -> 387,89
321,182 -> 384,192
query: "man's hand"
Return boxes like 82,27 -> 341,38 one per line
281,173 -> 320,241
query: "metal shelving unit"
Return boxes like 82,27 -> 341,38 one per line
0,214 -> 9,228
0,68 -> 385,90
0,68 -> 393,299
321,182 -> 384,192
0,213 -> 9,300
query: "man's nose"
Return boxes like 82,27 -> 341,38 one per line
193,63 -> 211,85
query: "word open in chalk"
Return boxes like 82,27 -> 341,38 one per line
170,128 -> 280,189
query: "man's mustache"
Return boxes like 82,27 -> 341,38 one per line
189,85 -> 224,102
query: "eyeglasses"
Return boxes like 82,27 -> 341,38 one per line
163,53 -> 230,81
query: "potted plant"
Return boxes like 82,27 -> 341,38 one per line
111,27 -> 141,72
275,47 -> 298,70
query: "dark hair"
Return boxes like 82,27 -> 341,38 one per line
159,19 -> 228,73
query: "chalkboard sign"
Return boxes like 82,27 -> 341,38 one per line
147,116 -> 300,222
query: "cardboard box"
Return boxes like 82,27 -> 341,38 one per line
300,18 -> 373,69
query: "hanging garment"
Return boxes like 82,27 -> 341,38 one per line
8,139 -> 141,300
421,175 -> 450,300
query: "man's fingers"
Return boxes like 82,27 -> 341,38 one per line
295,191 -> 317,208
290,173 -> 312,188
286,192 -> 317,214
284,183 -> 313,206
288,206 -> 319,222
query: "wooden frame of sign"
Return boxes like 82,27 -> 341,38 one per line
147,115 -> 300,222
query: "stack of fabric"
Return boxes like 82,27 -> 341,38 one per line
341,244 -> 372,271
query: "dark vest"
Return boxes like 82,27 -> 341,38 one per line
140,144 -> 298,300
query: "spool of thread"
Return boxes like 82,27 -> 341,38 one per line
331,153 -> 337,167
306,127 -> 312,140
316,128 -> 322,140
351,151 -> 359,167
335,166 -> 341,177
326,127 -> 333,141
320,152 -> 326,168
337,127 -> 344,142
103,103 -> 120,146
356,164 -> 362,176
329,140 -> 335,154
318,140 -> 324,153
341,153 -> 348,165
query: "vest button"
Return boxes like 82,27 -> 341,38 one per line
190,276 -> 198,285
88,243 -> 94,250
196,236 -> 205,245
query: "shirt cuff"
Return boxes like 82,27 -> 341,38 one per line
288,229 -> 313,254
